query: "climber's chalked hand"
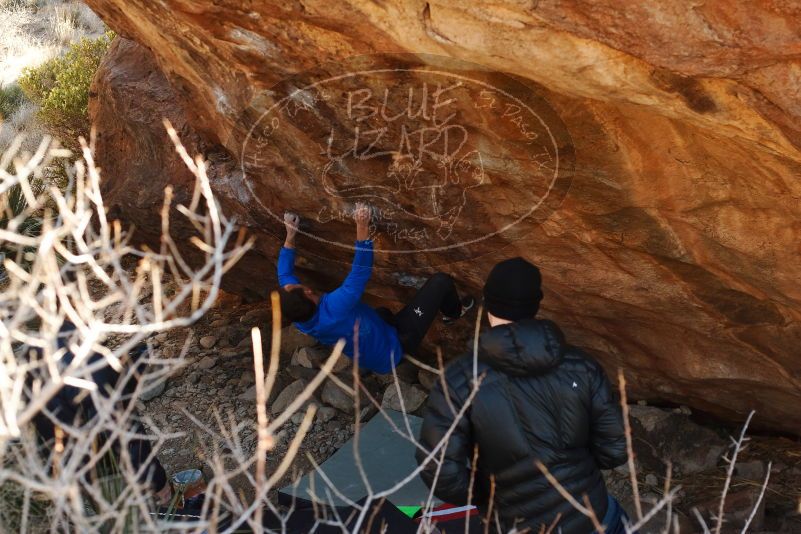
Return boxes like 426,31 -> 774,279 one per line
353,203 -> 370,241
283,211 -> 300,247
284,211 -> 300,232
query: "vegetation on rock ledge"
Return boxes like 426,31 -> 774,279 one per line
18,30 -> 113,146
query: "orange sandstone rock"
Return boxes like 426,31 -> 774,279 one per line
86,1 -> 801,434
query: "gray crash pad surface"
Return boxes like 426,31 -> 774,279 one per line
279,410 -> 440,508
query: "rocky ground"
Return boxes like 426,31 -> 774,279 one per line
604,406 -> 801,532
133,291 -> 439,501
134,291 -> 801,533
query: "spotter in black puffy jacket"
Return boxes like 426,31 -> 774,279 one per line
416,318 -> 627,533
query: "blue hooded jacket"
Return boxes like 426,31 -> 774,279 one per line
277,240 -> 403,374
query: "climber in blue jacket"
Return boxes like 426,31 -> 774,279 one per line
277,204 -> 474,374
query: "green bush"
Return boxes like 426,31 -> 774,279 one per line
0,83 -> 25,120
18,30 -> 114,146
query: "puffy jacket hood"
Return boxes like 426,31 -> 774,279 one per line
479,318 -> 566,376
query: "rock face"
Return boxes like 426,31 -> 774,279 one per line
86,1 -> 801,434
627,406 -> 726,476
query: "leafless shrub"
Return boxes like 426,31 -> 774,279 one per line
0,125 -> 255,531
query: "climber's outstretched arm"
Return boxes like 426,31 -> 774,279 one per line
325,204 -> 372,311
283,211 -> 299,249
277,211 -> 301,287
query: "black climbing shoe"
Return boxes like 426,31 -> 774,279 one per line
443,296 -> 475,325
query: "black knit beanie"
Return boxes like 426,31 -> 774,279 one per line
483,257 -> 543,321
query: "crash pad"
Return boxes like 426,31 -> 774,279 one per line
279,410 -> 441,508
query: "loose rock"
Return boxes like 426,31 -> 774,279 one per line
375,373 -> 396,387
197,356 -> 216,370
332,354 -> 351,373
359,404 -> 378,422
394,360 -> 420,384
735,460 -> 767,481
159,345 -> 180,359
628,406 -> 726,475
382,381 -> 427,413
317,406 -> 337,423
240,308 -> 269,324
199,335 -> 217,349
322,380 -> 356,414
238,384 -> 257,401
287,365 -> 318,381
692,486 -> 766,531
271,379 -> 309,415
280,326 -> 316,350
292,346 -> 328,368
140,378 -> 167,402
418,370 -> 437,390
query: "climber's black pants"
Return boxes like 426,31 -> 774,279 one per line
379,273 -> 462,355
